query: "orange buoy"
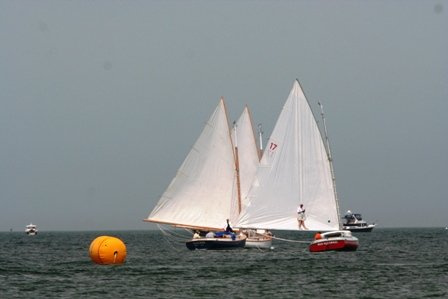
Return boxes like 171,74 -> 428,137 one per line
89,236 -> 127,265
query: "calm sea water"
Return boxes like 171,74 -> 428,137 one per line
0,228 -> 447,298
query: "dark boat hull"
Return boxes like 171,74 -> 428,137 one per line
186,237 -> 246,250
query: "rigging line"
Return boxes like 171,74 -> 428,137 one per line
158,224 -> 186,238
162,231 -> 187,242
164,236 -> 182,252
271,236 -> 310,244
157,226 -> 185,252
158,224 -> 189,241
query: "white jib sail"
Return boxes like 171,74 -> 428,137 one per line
231,106 -> 260,215
146,99 -> 238,230
236,80 -> 340,231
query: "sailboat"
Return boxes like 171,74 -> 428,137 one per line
145,98 -> 246,250
232,106 -> 273,249
236,80 -> 358,252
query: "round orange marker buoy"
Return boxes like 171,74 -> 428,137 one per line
89,236 -> 127,265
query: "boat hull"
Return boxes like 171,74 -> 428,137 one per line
309,237 -> 359,252
241,230 -> 273,249
343,224 -> 375,232
186,237 -> 246,250
245,237 -> 273,249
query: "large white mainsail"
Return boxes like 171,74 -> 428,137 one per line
236,80 -> 340,231
146,99 -> 238,230
231,106 -> 260,214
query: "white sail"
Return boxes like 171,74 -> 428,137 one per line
231,106 -> 260,213
146,99 -> 238,230
236,80 -> 340,231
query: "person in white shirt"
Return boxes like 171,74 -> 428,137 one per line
297,204 -> 308,230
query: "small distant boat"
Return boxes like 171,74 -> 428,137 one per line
343,211 -> 376,232
309,230 -> 359,252
25,223 -> 38,235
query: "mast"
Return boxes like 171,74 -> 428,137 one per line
258,123 -> 264,157
233,121 -> 242,214
318,101 -> 341,229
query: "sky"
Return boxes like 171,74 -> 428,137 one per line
1,0 -> 447,231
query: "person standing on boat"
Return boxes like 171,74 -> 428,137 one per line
297,204 -> 308,230
225,219 -> 234,233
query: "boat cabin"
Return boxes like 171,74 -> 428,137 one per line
344,212 -> 363,224
321,231 -> 353,239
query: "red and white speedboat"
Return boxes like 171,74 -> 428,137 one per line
309,230 -> 358,252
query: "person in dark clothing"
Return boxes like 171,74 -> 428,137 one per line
225,219 -> 234,233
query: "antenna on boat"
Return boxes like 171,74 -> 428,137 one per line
318,102 -> 332,161
318,101 -> 341,229
258,123 -> 264,156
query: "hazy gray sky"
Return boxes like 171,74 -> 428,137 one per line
1,1 -> 447,231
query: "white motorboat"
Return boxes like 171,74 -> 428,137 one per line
25,223 -> 38,235
343,211 -> 376,232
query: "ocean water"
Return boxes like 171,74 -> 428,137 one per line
0,228 -> 447,298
